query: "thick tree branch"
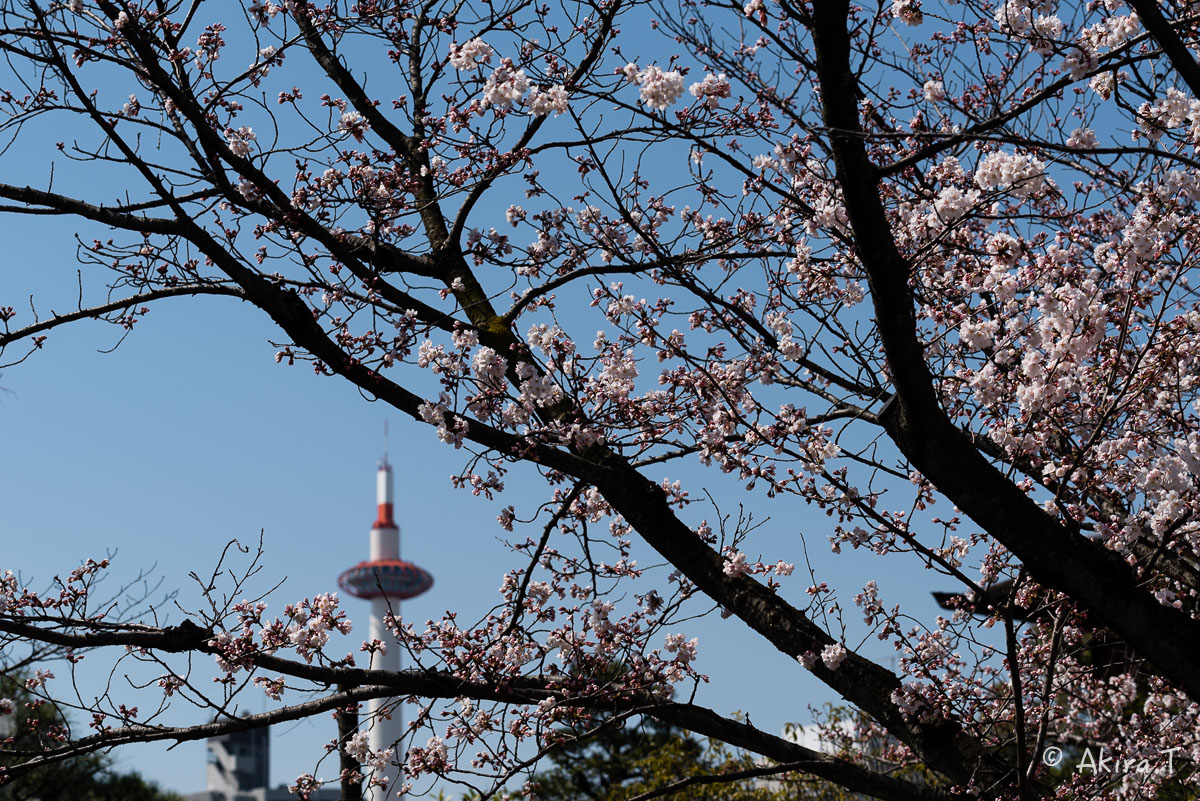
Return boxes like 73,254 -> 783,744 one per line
648,704 -> 957,801
0,183 -> 186,235
809,0 -> 1200,704
584,458 -> 1008,789
1124,1 -> 1200,100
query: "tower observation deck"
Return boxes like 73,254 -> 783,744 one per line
337,454 -> 432,799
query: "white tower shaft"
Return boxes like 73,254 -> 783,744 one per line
369,461 -> 403,801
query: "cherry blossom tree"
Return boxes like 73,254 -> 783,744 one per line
3,0 -> 1200,799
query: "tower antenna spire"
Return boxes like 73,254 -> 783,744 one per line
383,419 -> 389,466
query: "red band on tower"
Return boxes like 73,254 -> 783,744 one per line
374,502 -> 395,529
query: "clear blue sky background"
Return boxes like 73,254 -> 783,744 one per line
0,18 -> 958,797
0,266 -> 932,794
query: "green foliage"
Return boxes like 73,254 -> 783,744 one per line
598,733 -> 785,801
0,677 -> 181,801
530,716 -> 696,801
2,757 -> 183,801
528,713 -> 857,801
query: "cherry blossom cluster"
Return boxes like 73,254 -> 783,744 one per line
344,730 -> 394,774
0,558 -> 109,616
10,0 -> 1200,797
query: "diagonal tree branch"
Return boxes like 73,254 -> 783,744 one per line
0,284 -> 246,350
0,183 -> 186,236
1124,1 -> 1200,99
809,0 -> 1200,705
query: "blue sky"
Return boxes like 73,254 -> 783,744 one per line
0,274 -> 924,793
0,11 -> 961,796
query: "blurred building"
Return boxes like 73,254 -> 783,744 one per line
184,728 -> 339,801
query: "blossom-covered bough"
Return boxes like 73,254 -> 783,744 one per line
3,0 -> 1200,798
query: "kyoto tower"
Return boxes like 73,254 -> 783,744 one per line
338,443 -> 434,799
